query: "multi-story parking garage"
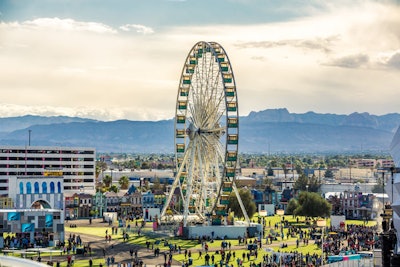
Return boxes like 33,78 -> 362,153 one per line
0,146 -> 96,197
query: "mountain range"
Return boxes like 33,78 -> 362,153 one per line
0,108 -> 399,153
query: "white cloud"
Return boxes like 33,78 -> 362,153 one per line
324,54 -> 370,68
6,17 -> 118,34
119,24 -> 154,34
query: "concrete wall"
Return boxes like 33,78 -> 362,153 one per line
185,225 -> 248,239
321,183 -> 376,194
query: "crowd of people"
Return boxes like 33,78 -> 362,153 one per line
0,214 -> 380,267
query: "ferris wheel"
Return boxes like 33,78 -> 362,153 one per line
161,41 -> 249,227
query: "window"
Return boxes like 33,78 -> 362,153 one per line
19,182 -> 24,194
57,182 -> 61,193
34,182 -> 39,194
50,182 -> 55,193
27,182 -> 32,194
42,182 -> 47,193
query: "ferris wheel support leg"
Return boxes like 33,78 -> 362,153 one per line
161,142 -> 192,218
232,182 -> 251,225
183,141 -> 197,227
196,147 -> 206,220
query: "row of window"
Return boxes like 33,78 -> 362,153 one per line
0,162 -> 94,168
0,172 -> 93,176
64,179 -> 94,183
19,181 -> 62,194
0,157 -> 94,160
0,149 -> 94,154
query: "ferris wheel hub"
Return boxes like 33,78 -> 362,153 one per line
187,123 -> 197,140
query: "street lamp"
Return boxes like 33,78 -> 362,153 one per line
316,219 -> 327,265
276,209 -> 285,266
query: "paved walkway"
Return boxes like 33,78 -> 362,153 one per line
62,218 -> 182,266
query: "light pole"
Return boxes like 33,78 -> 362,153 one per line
276,209 -> 285,266
317,219 -> 326,265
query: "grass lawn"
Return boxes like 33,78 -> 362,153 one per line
67,226 -> 113,238
41,215 -> 379,267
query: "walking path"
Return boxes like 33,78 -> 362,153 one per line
62,218 -> 182,266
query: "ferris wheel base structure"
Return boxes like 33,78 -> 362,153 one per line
182,223 -> 261,240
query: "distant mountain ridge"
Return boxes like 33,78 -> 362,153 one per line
247,108 -> 400,132
0,109 -> 399,153
0,115 -> 96,133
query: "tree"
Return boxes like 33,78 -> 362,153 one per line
119,176 -> 129,190
286,198 -> 299,215
324,169 -> 334,178
294,192 -> 331,218
328,195 -> 342,215
103,174 -> 112,188
228,188 -> 256,219
108,184 -> 119,193
282,163 -> 288,179
96,161 -> 107,178
293,174 -> 309,191
295,164 -> 304,176
308,175 -> 321,192
152,177 -> 161,191
263,177 -> 274,189
267,166 -> 274,176
141,162 -> 150,169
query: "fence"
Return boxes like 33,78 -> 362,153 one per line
323,258 -> 374,267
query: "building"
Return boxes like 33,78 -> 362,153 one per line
330,190 -> 376,219
142,191 -> 155,209
75,193 -> 93,218
0,175 -> 65,248
104,191 -> 126,213
93,191 -> 107,218
0,145 -> 96,196
10,176 -> 64,210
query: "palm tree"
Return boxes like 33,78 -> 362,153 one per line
119,176 -> 129,190
109,185 -> 119,193
103,174 -> 112,187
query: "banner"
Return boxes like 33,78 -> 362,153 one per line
21,223 -> 34,232
7,212 -> 20,221
45,214 -> 53,228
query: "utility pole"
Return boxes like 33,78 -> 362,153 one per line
28,130 -> 32,146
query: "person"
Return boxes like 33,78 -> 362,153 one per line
89,258 -> 93,267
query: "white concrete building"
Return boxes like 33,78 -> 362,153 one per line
0,145 -> 96,196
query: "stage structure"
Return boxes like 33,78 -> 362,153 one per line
161,41 -> 249,227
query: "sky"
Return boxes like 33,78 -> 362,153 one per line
0,0 -> 400,121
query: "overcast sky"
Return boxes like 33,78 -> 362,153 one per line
1,0 -> 399,121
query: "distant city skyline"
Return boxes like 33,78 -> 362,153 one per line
1,0 -> 399,121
